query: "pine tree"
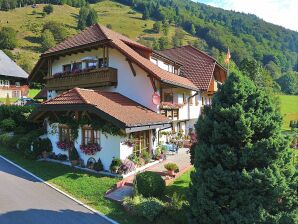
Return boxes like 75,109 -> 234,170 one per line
77,6 -> 89,30
142,6 -> 150,20
86,8 -> 98,27
41,29 -> 56,51
189,72 -> 297,224
190,23 -> 196,35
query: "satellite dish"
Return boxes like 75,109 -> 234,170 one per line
152,92 -> 160,105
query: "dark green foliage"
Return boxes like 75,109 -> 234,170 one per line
0,133 -> 12,145
109,158 -> 122,172
0,27 -> 17,49
0,118 -> 16,132
152,21 -> 162,33
135,171 -> 165,198
86,8 -> 98,27
69,147 -> 80,161
158,36 -> 170,50
41,29 -> 56,51
142,6 -> 149,20
190,143 -> 196,165
189,72 -> 297,223
0,106 -> 34,130
94,158 -> 104,171
277,72 -> 298,95
18,130 -> 44,156
43,4 -> 53,14
42,21 -> 68,42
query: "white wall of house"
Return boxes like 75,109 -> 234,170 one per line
47,122 -> 124,171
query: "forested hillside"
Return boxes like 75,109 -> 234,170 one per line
0,0 -> 297,94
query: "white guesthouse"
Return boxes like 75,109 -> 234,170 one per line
29,24 -> 226,170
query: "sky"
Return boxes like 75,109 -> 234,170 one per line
195,0 -> 298,31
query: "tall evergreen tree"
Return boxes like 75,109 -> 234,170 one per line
86,8 -> 98,27
0,27 -> 17,49
189,72 -> 297,224
77,6 -> 89,30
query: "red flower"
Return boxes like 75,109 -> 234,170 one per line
56,141 -> 71,151
80,144 -> 102,155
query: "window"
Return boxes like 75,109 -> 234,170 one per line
72,62 -> 82,71
59,125 -> 72,143
164,92 -> 173,102
86,61 -> 97,69
0,80 -> 3,86
63,64 -> 71,72
12,91 -> 20,98
15,82 -> 20,87
4,80 -> 9,86
82,127 -> 100,145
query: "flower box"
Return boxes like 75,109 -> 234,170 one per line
80,143 -> 102,155
56,141 -> 71,151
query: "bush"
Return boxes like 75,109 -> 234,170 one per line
0,118 -> 16,132
69,147 -> 80,161
123,195 -> 164,221
17,129 -> 43,154
128,153 -> 140,165
141,150 -> 151,164
43,4 -> 53,14
135,171 -> 165,198
57,154 -> 67,161
39,138 -> 52,152
136,197 -> 164,221
0,133 -> 12,145
164,163 -> 179,172
94,158 -> 104,171
110,158 -> 122,173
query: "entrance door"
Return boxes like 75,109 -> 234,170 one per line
132,130 -> 150,156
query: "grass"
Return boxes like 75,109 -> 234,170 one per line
279,95 -> 298,130
0,145 -> 193,224
0,146 -> 145,224
0,1 -> 197,72
28,89 -> 41,98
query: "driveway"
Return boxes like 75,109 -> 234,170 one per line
0,157 -> 115,224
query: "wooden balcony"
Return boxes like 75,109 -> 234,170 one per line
46,67 -> 117,90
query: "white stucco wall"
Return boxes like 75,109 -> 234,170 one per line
47,122 -> 127,171
150,57 -> 174,73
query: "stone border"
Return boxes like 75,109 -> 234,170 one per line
0,155 -> 118,224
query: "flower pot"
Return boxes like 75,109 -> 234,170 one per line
167,170 -> 175,176
71,160 -> 79,166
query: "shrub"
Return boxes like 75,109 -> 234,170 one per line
69,147 -> 80,161
0,118 -> 16,132
135,171 -> 165,198
0,105 -> 34,129
43,4 -> 53,15
57,153 -> 67,161
0,133 -> 12,145
164,163 -> 179,172
128,153 -> 140,165
94,158 -> 104,171
110,158 -> 122,173
25,138 -> 42,160
190,143 -> 197,165
17,130 -> 43,154
39,138 -> 52,152
141,150 -> 151,164
136,197 -> 164,221
123,195 -> 164,221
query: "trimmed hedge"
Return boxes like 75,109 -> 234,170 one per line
135,171 -> 165,198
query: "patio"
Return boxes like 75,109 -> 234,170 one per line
105,148 -> 192,202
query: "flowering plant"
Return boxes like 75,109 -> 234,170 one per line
56,141 -> 71,151
122,138 -> 136,147
80,143 -> 102,155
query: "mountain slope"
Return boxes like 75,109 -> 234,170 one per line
0,1 -> 197,72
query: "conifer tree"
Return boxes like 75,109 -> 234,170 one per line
189,72 -> 297,224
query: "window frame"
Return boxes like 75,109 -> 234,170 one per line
59,125 -> 72,143
81,126 -> 100,145
63,64 -> 72,72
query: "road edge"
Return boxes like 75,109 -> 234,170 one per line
0,155 -> 118,224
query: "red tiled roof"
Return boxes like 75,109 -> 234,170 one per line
36,24 -> 198,91
43,88 -> 170,127
160,45 -> 225,91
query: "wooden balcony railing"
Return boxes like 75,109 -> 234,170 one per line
46,67 -> 117,90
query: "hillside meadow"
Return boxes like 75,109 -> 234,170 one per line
0,1 -> 196,72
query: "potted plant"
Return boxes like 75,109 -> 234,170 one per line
69,147 -> 80,166
109,158 -> 122,173
164,163 -> 179,176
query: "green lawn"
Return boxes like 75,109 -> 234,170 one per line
0,146 -> 145,224
279,95 -> 298,130
0,145 -> 192,224
28,89 -> 41,98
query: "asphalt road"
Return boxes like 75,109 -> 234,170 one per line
0,157 -> 114,224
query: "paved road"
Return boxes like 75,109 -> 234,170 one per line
0,157 -> 114,224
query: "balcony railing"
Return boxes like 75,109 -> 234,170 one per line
46,67 -> 118,90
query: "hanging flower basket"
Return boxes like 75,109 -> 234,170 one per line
80,143 -> 102,155
122,139 -> 136,147
56,141 -> 71,151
